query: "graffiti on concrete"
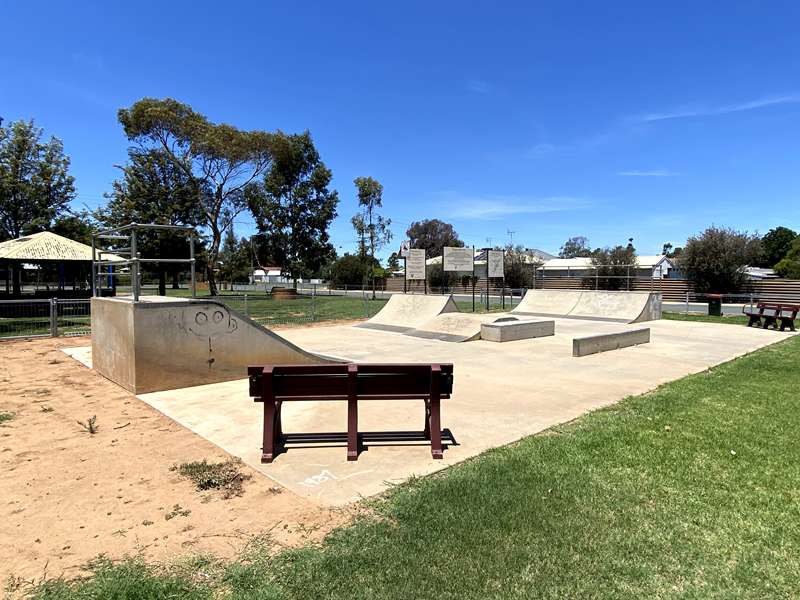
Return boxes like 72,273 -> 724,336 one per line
185,305 -> 239,339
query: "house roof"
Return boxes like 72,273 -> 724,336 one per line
539,255 -> 673,270
0,231 -> 124,262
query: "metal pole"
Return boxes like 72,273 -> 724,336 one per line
130,228 -> 139,302
91,236 -> 97,297
189,234 -> 196,298
50,297 -> 58,337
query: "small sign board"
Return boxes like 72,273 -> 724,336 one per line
399,240 -> 411,258
443,246 -> 474,272
406,248 -> 426,280
487,250 -> 504,278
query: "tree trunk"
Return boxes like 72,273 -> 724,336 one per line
158,268 -> 166,296
171,271 -> 180,289
207,227 -> 221,296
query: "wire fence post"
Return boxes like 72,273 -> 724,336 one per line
244,293 -> 248,316
311,285 -> 317,322
49,298 -> 58,337
685,291 -> 689,315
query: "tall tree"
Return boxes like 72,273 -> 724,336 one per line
774,237 -> 800,279
247,131 -> 338,286
52,209 -> 96,245
587,245 -> 638,290
406,219 -> 463,258
117,98 -> 273,295
97,148 -> 205,294
218,227 -> 252,284
559,236 -> 591,258
352,176 -> 391,298
760,226 -> 797,268
680,226 -> 762,293
0,119 -> 76,241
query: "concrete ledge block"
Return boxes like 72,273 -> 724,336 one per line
481,319 -> 555,342
572,328 -> 650,357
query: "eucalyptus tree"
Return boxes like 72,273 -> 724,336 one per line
247,131 -> 338,286
0,119 -> 75,241
352,176 -> 392,298
117,98 -> 273,295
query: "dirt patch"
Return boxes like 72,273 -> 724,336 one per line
0,336 -> 344,585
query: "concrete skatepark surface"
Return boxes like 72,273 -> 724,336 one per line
405,312 -> 516,342
512,289 -> 662,323
355,293 -> 458,332
71,312 -> 795,505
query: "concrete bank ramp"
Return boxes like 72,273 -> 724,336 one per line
91,296 -> 339,394
355,293 -> 458,333
512,289 -> 661,323
405,312 -> 514,342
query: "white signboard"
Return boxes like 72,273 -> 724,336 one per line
399,240 -> 411,258
406,248 -> 426,280
443,247 -> 474,272
487,250 -> 504,279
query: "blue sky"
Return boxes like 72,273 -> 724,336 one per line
2,1 -> 799,258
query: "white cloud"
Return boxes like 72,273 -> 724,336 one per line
617,169 -> 679,177
633,94 -> 800,123
466,79 -> 491,94
441,193 -> 591,220
524,143 -> 556,158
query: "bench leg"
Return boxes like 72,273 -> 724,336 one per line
429,397 -> 443,460
261,400 -> 278,463
423,399 -> 431,440
747,316 -> 759,327
780,319 -> 796,332
347,399 -> 359,461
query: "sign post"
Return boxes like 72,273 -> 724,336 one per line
443,245 -> 475,309
487,249 -> 505,309
405,248 -> 426,294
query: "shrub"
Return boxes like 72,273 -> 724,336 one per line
679,226 -> 762,293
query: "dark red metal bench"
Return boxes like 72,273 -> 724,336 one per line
743,302 -> 797,331
248,363 -> 453,463
778,305 -> 799,332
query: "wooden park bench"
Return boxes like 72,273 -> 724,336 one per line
248,363 -> 454,463
743,302 -> 798,331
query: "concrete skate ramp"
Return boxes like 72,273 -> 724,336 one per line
405,312 -> 514,342
512,289 -> 661,323
356,293 -> 458,333
511,290 -> 583,318
569,291 -> 661,323
91,296 -> 339,394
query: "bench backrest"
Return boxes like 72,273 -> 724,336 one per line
780,305 -> 799,318
248,363 -> 454,401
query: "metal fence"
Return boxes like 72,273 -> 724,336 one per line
0,298 -> 91,340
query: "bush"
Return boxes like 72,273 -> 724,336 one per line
172,458 -> 252,498
583,246 -> 637,290
774,236 -> 800,279
679,226 -> 762,293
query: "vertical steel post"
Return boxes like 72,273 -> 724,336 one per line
50,298 -> 58,337
189,233 -> 196,298
130,228 -> 139,302
91,236 -> 97,297
244,293 -> 248,316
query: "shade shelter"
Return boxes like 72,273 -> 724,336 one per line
0,231 -> 124,297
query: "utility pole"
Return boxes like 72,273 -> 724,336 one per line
507,229 -> 515,246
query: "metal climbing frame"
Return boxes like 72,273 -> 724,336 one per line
91,223 -> 197,301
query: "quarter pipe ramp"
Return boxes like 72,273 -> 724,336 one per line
355,293 -> 459,333
511,290 -> 661,323
91,296 -> 340,394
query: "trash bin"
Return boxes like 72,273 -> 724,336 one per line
706,293 -> 722,317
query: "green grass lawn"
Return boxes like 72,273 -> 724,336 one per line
662,312 -> 750,325
22,334 -> 800,599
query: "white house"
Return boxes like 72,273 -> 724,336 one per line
537,255 -> 678,279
